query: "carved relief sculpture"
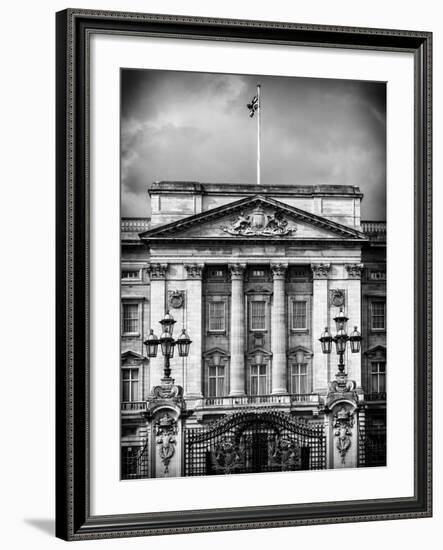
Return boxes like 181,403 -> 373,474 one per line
155,413 -> 178,475
270,263 -> 288,278
333,407 -> 354,464
221,206 -> 296,236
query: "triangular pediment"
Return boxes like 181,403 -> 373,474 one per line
140,195 -> 366,241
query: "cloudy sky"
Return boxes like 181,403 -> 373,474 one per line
121,69 -> 386,220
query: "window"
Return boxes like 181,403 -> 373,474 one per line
122,303 -> 139,334
122,269 -> 140,280
122,368 -> 139,401
371,301 -> 386,330
289,363 -> 308,394
250,364 -> 268,395
250,300 -> 266,331
292,300 -> 308,330
208,301 -> 226,332
251,269 -> 265,278
208,365 -> 225,396
370,361 -> 386,393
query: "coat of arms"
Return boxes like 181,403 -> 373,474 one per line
221,206 -> 296,236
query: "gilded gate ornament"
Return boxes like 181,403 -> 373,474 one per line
210,437 -> 245,474
268,436 -> 301,471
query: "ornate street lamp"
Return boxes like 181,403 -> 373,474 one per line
319,308 -> 362,379
319,327 -> 333,354
144,311 -> 192,380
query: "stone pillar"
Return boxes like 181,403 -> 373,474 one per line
345,264 -> 364,388
311,263 -> 331,392
229,263 -> 246,396
271,263 -> 288,394
147,263 -> 168,388
184,263 -> 204,398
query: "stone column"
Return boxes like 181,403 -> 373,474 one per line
271,263 -> 288,394
345,263 -> 364,387
311,263 -> 331,392
229,263 -> 246,396
147,263 -> 168,388
184,263 -> 204,398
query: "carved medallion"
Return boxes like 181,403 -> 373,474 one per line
329,289 -> 345,307
221,207 -> 296,236
168,290 -> 185,309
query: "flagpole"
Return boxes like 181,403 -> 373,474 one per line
257,83 -> 261,185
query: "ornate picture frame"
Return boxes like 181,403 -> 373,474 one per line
56,9 -> 432,541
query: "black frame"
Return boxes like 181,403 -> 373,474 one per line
56,9 -> 432,541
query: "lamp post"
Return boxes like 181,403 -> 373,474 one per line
319,308 -> 362,391
144,311 -> 192,380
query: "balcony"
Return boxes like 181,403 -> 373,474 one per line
200,393 -> 320,409
361,221 -> 386,242
121,401 -> 147,413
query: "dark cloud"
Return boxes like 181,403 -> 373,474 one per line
121,69 -> 386,220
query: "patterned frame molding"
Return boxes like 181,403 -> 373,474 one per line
56,8 -> 432,541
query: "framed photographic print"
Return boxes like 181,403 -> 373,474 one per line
55,9 -> 432,541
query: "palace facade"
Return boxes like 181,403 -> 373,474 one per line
121,182 -> 386,478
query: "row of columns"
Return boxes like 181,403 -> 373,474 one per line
148,262 -> 362,396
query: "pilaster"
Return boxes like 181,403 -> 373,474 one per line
184,263 -> 204,398
229,263 -> 246,396
311,263 -> 331,392
147,263 -> 168,388
271,263 -> 288,394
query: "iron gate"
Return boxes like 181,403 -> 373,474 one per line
358,411 -> 387,467
185,410 -> 326,476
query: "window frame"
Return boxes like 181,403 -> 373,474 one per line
248,363 -> 269,395
121,302 -> 140,336
121,367 -> 140,402
289,362 -> 309,394
249,299 -> 267,332
370,299 -> 386,332
207,363 -> 227,397
370,360 -> 386,393
289,296 -> 310,332
121,266 -> 142,283
206,297 -> 228,334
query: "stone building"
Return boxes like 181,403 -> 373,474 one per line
120,182 -> 386,478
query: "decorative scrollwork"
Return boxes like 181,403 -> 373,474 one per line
271,263 -> 288,278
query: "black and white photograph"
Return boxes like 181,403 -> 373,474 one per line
120,68 -> 387,480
